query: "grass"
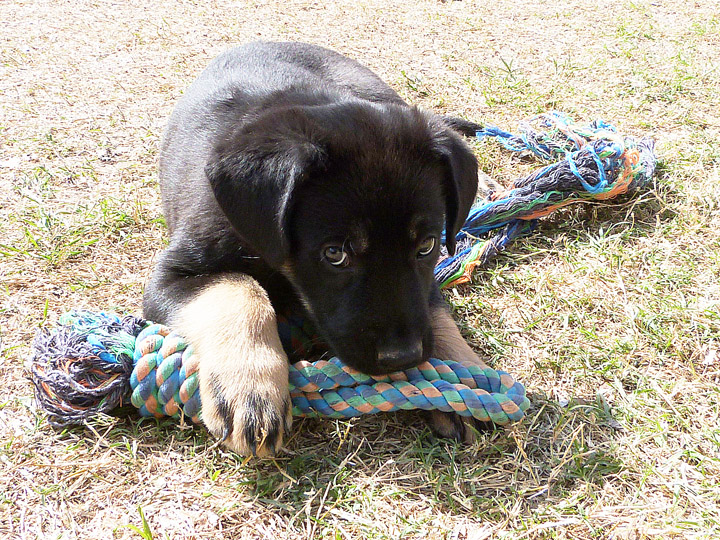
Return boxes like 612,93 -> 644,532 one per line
2,0 -> 720,538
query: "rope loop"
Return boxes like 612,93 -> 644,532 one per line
126,325 -> 530,426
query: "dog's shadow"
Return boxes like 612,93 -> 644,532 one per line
45,385 -> 625,533
222,392 -> 626,530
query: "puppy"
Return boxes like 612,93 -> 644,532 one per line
143,41 -> 491,456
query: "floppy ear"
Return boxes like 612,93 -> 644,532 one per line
430,126 -> 479,255
205,114 -> 324,268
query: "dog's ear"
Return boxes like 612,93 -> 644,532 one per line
205,114 -> 325,267
430,125 -> 479,255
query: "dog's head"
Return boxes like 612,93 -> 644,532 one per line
206,101 -> 477,374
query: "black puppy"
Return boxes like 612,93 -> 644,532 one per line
144,42 -> 490,456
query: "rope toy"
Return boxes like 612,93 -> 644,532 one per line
29,112 -> 657,432
436,111 -> 657,287
31,311 -> 530,427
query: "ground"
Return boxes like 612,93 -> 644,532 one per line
1,0 -> 719,538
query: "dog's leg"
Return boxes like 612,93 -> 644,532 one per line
426,293 -> 494,443
169,274 -> 292,457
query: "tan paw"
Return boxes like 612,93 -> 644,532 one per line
199,344 -> 292,457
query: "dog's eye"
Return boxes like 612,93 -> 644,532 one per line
323,245 -> 349,267
417,236 -> 436,258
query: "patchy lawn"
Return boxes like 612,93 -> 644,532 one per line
1,0 -> 719,538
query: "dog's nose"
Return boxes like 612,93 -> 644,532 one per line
376,341 -> 424,373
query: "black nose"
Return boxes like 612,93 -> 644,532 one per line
376,341 -> 424,373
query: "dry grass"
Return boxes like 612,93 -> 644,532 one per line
2,0 -> 719,538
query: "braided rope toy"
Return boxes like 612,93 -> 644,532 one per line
31,311 -> 529,427
30,112 -> 657,433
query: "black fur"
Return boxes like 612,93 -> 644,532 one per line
210,374 -> 234,439
143,41 -> 479,376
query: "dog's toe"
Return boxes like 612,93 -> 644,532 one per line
202,373 -> 292,457
425,410 -> 494,444
234,391 -> 293,457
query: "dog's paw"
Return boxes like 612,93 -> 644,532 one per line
425,410 -> 494,444
199,344 -> 292,457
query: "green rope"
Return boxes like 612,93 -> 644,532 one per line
31,312 -> 530,428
